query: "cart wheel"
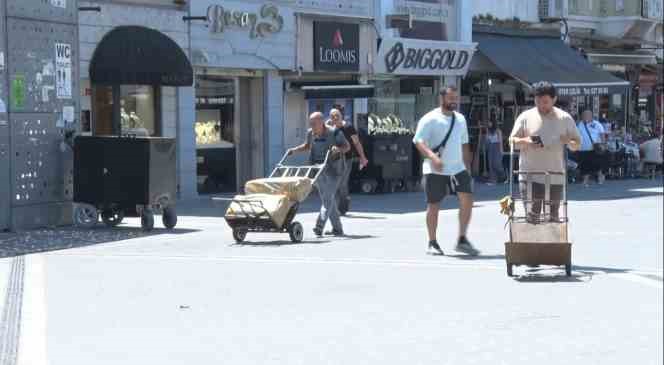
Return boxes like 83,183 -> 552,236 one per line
565,263 -> 572,277
288,222 -> 304,243
162,206 -> 178,229
73,204 -> 98,228
101,209 -> 124,227
232,229 -> 247,243
360,180 -> 377,194
141,210 -> 155,232
507,263 -> 514,277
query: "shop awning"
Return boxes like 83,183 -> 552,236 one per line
300,85 -> 375,99
584,49 -> 658,66
473,29 -> 630,96
90,26 -> 193,86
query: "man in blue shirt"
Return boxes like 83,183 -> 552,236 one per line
413,86 -> 479,256
288,112 -> 350,237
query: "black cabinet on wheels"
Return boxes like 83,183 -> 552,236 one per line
73,136 -> 178,231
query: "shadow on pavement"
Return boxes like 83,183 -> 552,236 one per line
513,273 -> 589,283
447,254 -> 506,261
173,178 -> 662,218
0,226 -> 199,259
232,240 -> 332,247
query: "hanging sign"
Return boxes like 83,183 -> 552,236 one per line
55,43 -> 72,99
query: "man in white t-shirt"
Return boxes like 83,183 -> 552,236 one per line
577,110 -> 606,186
413,86 -> 479,256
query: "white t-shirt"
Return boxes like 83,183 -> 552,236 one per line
413,109 -> 469,176
577,120 -> 605,151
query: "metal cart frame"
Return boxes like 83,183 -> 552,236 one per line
505,144 -> 572,277
215,151 -> 329,243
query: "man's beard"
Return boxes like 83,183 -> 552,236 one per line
443,103 -> 458,111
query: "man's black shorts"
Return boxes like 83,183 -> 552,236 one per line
423,170 -> 473,204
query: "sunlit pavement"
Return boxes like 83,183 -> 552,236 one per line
1,178 -> 662,365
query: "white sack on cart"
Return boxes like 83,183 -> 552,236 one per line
245,177 -> 313,202
225,194 -> 295,228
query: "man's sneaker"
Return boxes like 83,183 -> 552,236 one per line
325,229 -> 344,236
427,240 -> 444,255
313,228 -> 323,237
455,237 -> 480,256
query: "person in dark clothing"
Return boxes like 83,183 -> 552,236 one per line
328,108 -> 369,215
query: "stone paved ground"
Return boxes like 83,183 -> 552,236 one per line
0,178 -> 662,365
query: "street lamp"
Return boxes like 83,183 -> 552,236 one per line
541,17 -> 569,41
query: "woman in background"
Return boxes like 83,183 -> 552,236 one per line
486,120 -> 506,184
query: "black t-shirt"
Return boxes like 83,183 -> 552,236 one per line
339,123 -> 358,159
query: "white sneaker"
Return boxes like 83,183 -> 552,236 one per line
598,173 -> 605,185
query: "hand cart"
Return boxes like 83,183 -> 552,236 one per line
504,145 -> 572,277
214,151 -> 329,243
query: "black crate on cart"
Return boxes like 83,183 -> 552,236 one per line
73,136 -> 178,231
351,133 -> 417,193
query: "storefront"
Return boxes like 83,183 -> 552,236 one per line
190,0 -> 295,193
78,1 -> 197,198
283,8 -> 376,150
466,26 -> 631,176
367,0 -> 475,135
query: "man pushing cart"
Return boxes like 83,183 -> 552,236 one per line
219,112 -> 350,243
505,81 -> 582,277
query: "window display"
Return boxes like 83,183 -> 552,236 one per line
120,85 -> 157,136
91,85 -> 160,136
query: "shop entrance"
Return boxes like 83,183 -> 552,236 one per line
195,76 -> 236,193
195,74 -> 264,194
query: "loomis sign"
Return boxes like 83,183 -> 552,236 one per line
375,38 -> 476,76
55,43 -> 72,99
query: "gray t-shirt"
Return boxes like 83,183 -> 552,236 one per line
306,126 -> 348,175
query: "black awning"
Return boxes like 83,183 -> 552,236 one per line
90,26 -> 193,87
473,30 -> 630,96
301,85 -> 375,99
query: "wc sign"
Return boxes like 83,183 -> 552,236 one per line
55,43 -> 72,99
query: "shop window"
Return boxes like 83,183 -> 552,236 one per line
120,85 -> 159,136
195,77 -> 235,147
91,85 -> 161,136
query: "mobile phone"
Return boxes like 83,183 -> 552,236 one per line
530,135 -> 543,146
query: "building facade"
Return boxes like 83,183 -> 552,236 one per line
1,0 -> 81,230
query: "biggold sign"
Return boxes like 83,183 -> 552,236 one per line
375,38 -> 475,76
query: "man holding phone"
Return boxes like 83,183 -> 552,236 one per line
510,81 -> 581,222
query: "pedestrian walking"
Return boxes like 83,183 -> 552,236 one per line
413,86 -> 479,256
509,81 -> 581,222
577,110 -> 607,186
327,108 -> 369,216
288,112 -> 350,236
485,120 -> 506,184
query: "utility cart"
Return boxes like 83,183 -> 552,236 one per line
72,135 -> 178,231
216,151 -> 329,243
505,149 -> 572,277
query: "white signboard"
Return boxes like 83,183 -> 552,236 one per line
392,0 -> 458,41
50,0 -> 66,9
374,38 -> 476,76
55,43 -> 72,99
294,0 -> 373,18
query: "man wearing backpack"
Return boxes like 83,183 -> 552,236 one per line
413,86 -> 479,256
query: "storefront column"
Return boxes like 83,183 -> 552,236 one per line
177,86 -> 198,199
264,71 -> 285,175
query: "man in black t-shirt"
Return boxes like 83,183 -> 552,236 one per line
328,108 -> 369,216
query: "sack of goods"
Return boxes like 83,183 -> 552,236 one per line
225,193 -> 295,228
244,177 -> 313,203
